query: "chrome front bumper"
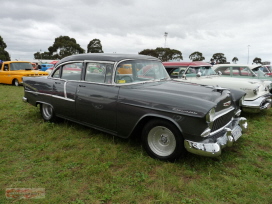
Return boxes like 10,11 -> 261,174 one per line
184,117 -> 247,157
242,95 -> 272,113
22,97 -> 27,103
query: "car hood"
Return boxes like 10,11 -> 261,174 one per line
177,75 -> 270,100
118,80 -> 237,118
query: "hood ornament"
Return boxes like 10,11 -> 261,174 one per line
213,85 -> 228,94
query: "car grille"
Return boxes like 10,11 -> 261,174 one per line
211,110 -> 234,133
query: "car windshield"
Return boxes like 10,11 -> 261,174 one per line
184,66 -> 216,77
115,60 -> 169,84
10,62 -> 33,70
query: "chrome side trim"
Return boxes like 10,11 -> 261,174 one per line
52,95 -> 75,102
64,81 -> 67,98
25,90 -> 75,102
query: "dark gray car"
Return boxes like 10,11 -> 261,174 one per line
22,53 -> 247,161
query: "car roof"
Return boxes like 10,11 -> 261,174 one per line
56,53 -> 159,66
162,61 -> 211,66
213,64 -> 262,69
3,61 -> 31,64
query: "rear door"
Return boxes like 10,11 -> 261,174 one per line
49,62 -> 83,119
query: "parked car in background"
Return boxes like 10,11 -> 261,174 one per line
40,63 -> 54,71
0,61 -> 48,86
212,64 -> 272,79
22,54 -> 247,161
163,61 -> 272,113
251,65 -> 272,76
117,63 -> 132,74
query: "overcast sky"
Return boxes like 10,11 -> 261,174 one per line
1,0 -> 271,64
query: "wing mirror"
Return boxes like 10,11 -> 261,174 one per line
196,72 -> 202,77
182,73 -> 186,79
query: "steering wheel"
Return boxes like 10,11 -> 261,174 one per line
120,75 -> 133,83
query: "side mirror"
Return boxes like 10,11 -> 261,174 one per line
217,71 -> 222,75
182,73 -> 186,79
196,72 -> 202,77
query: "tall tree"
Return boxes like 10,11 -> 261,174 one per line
34,51 -> 53,60
0,36 -> 11,61
232,57 -> 238,64
47,36 -> 85,59
212,53 -> 227,64
87,39 -> 103,53
253,57 -> 262,64
139,47 -> 183,62
189,51 -> 205,61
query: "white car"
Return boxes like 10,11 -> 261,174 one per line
163,61 -> 272,113
212,64 -> 272,80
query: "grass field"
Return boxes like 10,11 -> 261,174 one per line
0,84 -> 271,204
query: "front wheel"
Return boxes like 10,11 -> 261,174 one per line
142,119 -> 185,162
40,103 -> 58,122
13,79 -> 19,86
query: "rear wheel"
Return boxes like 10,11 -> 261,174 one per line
142,119 -> 185,162
40,103 -> 58,122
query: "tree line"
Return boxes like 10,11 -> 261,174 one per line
0,35 -> 264,64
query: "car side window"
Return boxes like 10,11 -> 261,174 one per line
52,68 -> 61,78
85,62 -> 113,83
61,63 -> 82,80
4,64 -> 9,71
185,67 -> 197,77
232,67 -> 253,77
216,67 -> 230,76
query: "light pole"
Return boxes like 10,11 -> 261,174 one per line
247,45 -> 250,64
164,32 -> 168,48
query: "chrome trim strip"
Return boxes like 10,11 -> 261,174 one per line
64,81 -> 67,98
25,90 -> 75,102
52,95 -> 75,102
213,107 -> 234,121
84,60 -> 115,64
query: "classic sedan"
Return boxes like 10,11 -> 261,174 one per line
163,61 -> 272,113
22,54 -> 247,161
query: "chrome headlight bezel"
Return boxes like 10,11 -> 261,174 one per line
206,107 -> 215,123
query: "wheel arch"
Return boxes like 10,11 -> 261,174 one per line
130,114 -> 184,139
12,78 -> 20,85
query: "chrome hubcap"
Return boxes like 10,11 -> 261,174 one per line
43,104 -> 52,119
147,126 -> 176,157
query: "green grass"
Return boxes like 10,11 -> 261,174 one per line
0,84 -> 271,204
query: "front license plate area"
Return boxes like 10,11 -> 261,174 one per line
232,125 -> 242,141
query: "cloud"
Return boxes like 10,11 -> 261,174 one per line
1,0 -> 271,63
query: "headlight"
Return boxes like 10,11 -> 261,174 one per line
253,86 -> 260,95
206,107 -> 215,123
